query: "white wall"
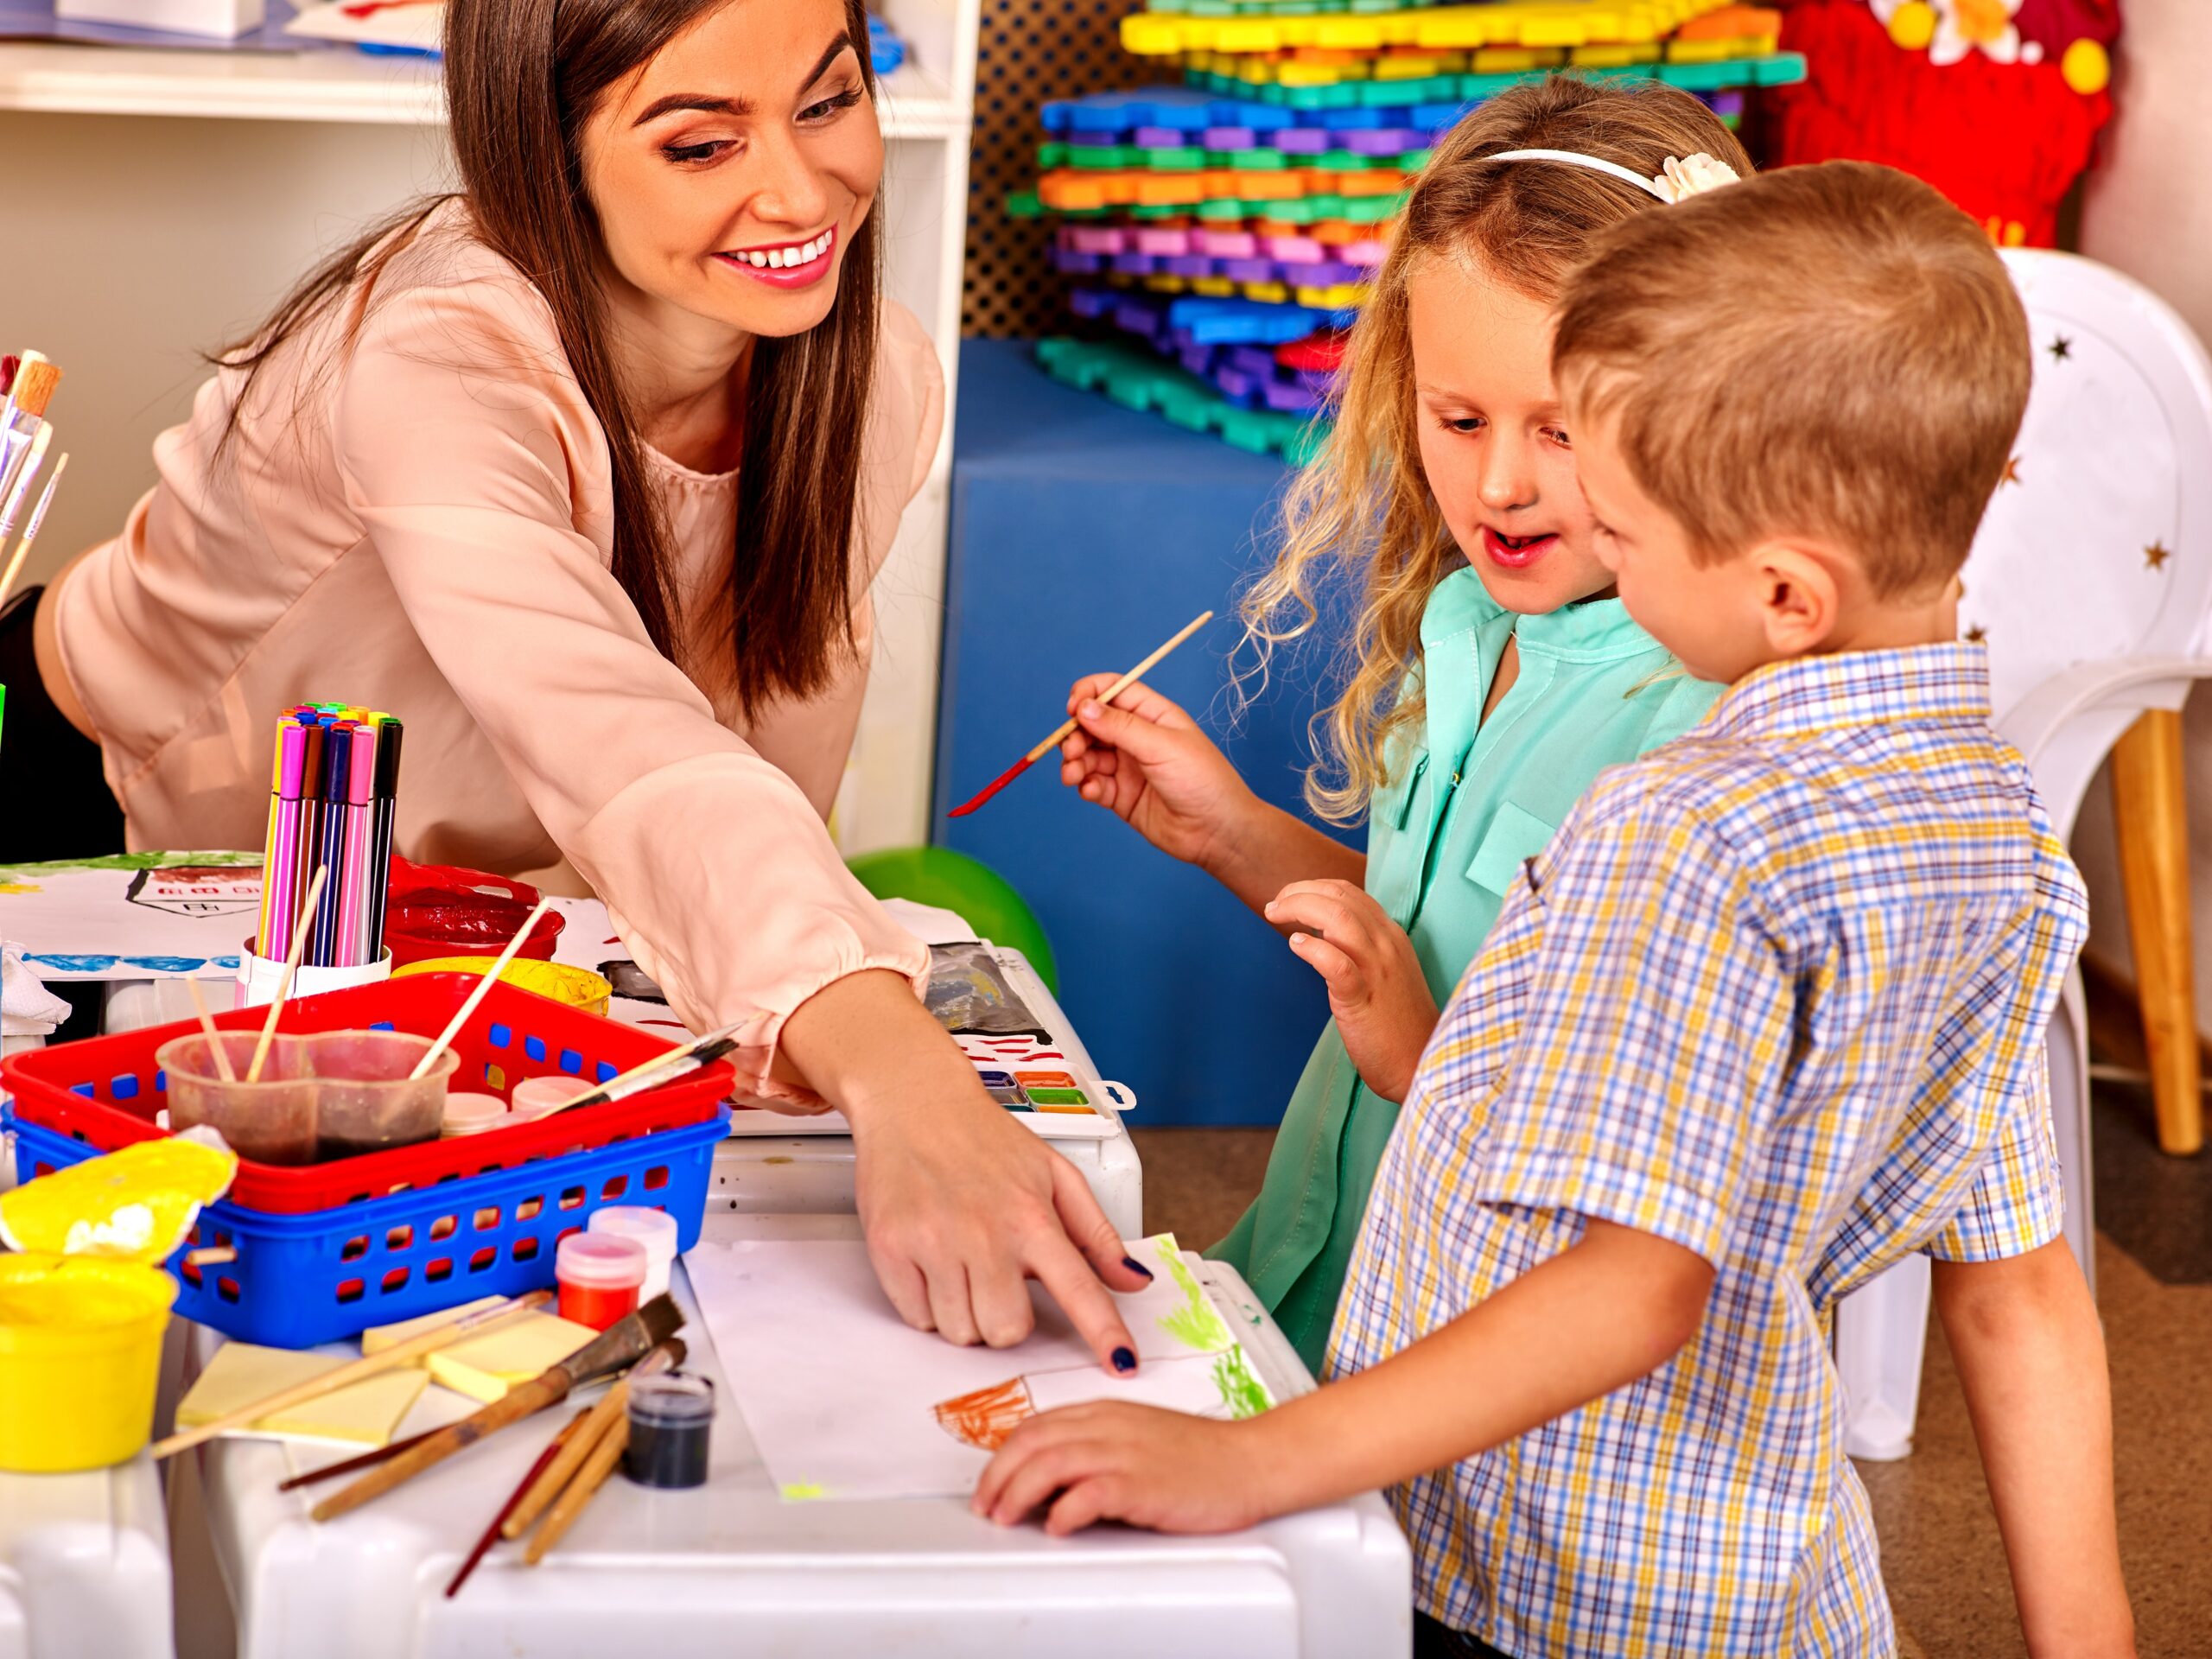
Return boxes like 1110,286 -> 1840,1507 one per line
0,111 -> 454,582
2070,0 -> 2212,1006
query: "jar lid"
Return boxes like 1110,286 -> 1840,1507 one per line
509,1075 -> 582,1121
556,1231 -> 647,1289
628,1370 -> 715,1427
588,1206 -> 678,1263
442,1092 -> 508,1136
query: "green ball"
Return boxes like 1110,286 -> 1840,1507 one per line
847,846 -> 1058,994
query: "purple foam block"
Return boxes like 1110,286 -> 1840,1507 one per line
1201,126 -> 1258,149
1261,378 -> 1324,414
1343,128 -> 1426,156
1274,128 -> 1332,155
1134,125 -> 1186,149
1223,257 -> 1277,283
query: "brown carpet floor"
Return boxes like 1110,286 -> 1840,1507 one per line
1133,1116 -> 2211,1659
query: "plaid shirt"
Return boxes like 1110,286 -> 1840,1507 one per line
1328,643 -> 2087,1659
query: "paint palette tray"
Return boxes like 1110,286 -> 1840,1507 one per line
930,942 -> 1133,1140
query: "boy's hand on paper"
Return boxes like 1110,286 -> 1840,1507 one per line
1268,880 -> 1438,1103
973,1402 -> 1276,1535
1060,675 -> 1256,873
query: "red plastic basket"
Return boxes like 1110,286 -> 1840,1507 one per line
0,976 -> 734,1215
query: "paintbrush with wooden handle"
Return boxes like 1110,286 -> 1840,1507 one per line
311,1293 -> 683,1522
503,1338 -> 683,1541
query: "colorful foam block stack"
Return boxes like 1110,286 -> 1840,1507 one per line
1008,0 -> 1807,455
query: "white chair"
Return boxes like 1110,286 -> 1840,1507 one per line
1836,247 -> 2212,1461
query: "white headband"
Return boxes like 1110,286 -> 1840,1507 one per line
1484,148 -> 1741,204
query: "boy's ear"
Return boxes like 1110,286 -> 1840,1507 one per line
1749,542 -> 1839,657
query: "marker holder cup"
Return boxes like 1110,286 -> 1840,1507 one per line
236,938 -> 391,1009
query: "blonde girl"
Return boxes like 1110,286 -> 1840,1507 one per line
1056,74 -> 1751,1370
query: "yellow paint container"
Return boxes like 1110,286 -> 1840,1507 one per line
392,957 -> 613,1016
0,1254 -> 179,1471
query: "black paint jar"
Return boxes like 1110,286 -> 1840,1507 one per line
624,1370 -> 714,1490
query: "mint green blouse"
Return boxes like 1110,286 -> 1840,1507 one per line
1209,567 -> 1721,1373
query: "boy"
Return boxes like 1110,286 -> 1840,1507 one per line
972,162 -> 2134,1659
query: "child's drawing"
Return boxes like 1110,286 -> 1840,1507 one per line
1156,1244 -> 1234,1352
931,1349 -> 1275,1452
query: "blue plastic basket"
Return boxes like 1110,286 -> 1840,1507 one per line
3,1105 -> 729,1350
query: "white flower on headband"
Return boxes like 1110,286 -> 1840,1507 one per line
1651,154 -> 1741,203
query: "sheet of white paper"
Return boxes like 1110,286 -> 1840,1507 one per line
0,855 -> 264,981
690,1233 -> 1255,1500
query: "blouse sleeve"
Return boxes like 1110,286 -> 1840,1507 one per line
329,276 -> 929,1071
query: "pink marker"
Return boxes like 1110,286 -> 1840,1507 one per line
260,721 -> 308,957
334,723 -> 378,966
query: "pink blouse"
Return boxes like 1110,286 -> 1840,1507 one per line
54,199 -> 939,1071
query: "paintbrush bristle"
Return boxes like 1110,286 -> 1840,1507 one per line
9,359 -> 60,421
946,753 -> 1033,818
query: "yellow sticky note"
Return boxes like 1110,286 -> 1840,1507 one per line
422,1313 -> 597,1404
360,1298 -> 507,1355
177,1344 -> 426,1446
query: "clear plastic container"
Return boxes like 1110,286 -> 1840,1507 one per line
156,1033 -> 318,1166
588,1206 -> 678,1301
307,1030 -> 457,1161
624,1370 -> 714,1490
556,1232 -> 646,1331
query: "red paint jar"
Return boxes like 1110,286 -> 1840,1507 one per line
556,1232 -> 646,1331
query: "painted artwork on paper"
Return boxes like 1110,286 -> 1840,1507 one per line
690,1230 -> 1281,1502
0,853 -> 263,978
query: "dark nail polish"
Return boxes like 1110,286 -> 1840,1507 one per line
1122,1255 -> 1154,1281
1112,1346 -> 1137,1374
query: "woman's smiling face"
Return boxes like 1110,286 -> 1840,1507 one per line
581,0 -> 881,340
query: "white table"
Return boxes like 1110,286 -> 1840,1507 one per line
187,1216 -> 1410,1659
0,1457 -> 172,1659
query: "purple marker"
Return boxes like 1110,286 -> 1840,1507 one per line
336,723 -> 378,966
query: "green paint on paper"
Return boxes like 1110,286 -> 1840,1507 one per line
1157,1247 -> 1233,1352
0,849 -> 261,882
1211,1347 -> 1271,1421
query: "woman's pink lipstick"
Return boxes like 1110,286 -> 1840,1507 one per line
715,224 -> 837,290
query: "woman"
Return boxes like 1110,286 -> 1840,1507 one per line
3,0 -> 1144,1365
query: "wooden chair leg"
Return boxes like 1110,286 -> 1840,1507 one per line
2111,709 -> 2204,1156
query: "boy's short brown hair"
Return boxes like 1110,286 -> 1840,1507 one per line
1552,160 -> 2031,595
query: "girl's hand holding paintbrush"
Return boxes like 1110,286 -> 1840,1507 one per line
1059,677 -> 1365,923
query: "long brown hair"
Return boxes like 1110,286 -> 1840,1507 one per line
1239,75 -> 1751,822
215,0 -> 882,714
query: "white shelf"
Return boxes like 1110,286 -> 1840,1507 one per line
0,41 -> 968,132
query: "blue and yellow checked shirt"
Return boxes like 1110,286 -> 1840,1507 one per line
1327,643 -> 2088,1659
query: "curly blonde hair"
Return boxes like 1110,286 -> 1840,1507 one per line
1241,75 -> 1752,823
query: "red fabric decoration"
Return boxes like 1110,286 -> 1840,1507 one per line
1770,1 -> 2114,248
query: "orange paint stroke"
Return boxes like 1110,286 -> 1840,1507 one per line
932,1376 -> 1035,1451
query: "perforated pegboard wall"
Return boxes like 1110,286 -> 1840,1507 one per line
963,0 -> 1151,336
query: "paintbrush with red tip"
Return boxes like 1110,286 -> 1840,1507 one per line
946,609 -> 1214,818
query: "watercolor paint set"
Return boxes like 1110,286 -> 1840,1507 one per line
928,942 -> 1133,1140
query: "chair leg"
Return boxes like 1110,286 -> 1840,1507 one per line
2111,709 -> 2204,1156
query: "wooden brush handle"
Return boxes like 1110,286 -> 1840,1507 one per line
504,1379 -> 628,1541
312,1372 -> 570,1523
523,1419 -> 629,1565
